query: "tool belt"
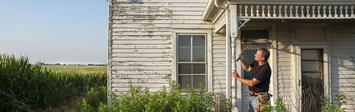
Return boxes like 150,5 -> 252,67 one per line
250,92 -> 273,112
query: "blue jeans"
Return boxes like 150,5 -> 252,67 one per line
248,95 -> 258,112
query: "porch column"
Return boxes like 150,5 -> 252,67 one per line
230,4 -> 242,111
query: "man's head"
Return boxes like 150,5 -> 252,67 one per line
255,48 -> 270,62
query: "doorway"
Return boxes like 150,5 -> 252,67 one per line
300,49 -> 324,111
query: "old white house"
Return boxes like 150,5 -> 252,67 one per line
106,0 -> 355,111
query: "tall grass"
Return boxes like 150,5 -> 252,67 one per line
0,54 -> 107,112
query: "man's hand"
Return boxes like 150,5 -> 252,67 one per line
232,70 -> 240,80
238,53 -> 244,61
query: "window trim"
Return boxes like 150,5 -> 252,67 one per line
177,34 -> 207,91
172,30 -> 212,92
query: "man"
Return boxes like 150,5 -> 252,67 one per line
232,48 -> 271,112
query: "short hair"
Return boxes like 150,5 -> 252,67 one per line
258,48 -> 270,61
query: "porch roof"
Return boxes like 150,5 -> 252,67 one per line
202,0 -> 355,22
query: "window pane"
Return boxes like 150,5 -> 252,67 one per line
302,73 -> 321,79
302,61 -> 320,71
241,30 -> 268,39
193,47 -> 205,62
193,75 -> 205,89
243,50 -> 257,79
193,35 -> 205,46
302,50 -> 322,60
179,64 -> 192,74
179,35 -> 191,46
179,75 -> 191,89
178,47 -> 191,62
193,64 -> 205,74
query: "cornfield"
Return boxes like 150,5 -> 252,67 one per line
0,54 -> 107,112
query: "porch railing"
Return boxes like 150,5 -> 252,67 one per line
237,4 -> 355,19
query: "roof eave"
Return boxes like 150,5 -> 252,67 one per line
202,0 -> 216,21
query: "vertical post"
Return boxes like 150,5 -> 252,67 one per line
306,6 -> 310,17
340,6 -> 344,17
345,6 -> 349,17
301,6 -> 305,17
279,5 -> 282,17
328,6 -> 332,17
262,5 -> 265,17
256,5 -> 260,17
251,5 -> 254,17
323,6 -> 327,17
295,6 -> 299,17
230,4 -> 239,111
273,5 -> 277,17
334,6 -> 338,17
317,6 -> 321,17
267,5 -> 271,17
284,6 -> 288,17
290,6 -> 294,17
226,9 -> 231,100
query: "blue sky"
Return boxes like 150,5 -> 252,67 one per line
0,0 -> 108,64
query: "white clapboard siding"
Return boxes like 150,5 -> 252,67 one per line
108,0 -> 211,95
276,24 -> 294,110
330,23 -> 355,110
212,33 -> 227,93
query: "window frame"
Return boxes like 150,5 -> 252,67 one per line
176,34 -> 207,91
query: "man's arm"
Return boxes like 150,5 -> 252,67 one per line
232,70 -> 260,87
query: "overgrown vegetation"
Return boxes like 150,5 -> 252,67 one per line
261,97 -> 286,112
261,93 -> 347,112
0,54 -> 107,112
321,92 -> 347,112
75,86 -> 107,112
75,81 -> 232,112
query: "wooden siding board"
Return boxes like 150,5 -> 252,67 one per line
330,24 -> 355,111
109,0 -> 211,95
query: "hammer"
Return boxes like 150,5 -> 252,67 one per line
236,45 -> 250,62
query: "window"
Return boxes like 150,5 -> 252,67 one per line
177,35 -> 206,90
241,30 -> 268,39
243,50 -> 257,79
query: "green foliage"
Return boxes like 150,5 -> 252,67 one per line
321,92 -> 347,112
98,81 -> 231,112
219,97 -> 233,112
261,97 -> 286,112
81,98 -> 95,112
60,105 -> 67,112
0,54 -> 107,111
76,86 -> 107,112
261,102 -> 273,112
274,97 -> 287,112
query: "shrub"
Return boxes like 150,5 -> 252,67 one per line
98,81 -> 232,112
75,86 -> 107,112
261,97 -> 286,112
321,92 -> 347,112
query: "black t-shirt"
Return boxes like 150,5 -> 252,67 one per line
248,61 -> 271,93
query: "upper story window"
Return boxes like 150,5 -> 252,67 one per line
177,35 -> 206,90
